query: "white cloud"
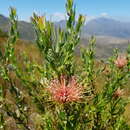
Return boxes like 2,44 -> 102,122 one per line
85,15 -> 96,23
100,12 -> 109,17
47,12 -> 111,24
84,13 -> 110,24
50,12 -> 66,21
50,13 -> 96,24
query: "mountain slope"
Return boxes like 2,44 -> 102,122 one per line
1,14 -> 130,40
0,15 -> 35,41
83,17 -> 130,38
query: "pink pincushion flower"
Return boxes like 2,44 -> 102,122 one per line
115,55 -> 127,68
48,76 -> 83,103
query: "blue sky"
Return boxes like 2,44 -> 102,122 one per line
1,0 -> 130,22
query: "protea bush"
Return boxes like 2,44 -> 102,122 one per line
0,0 -> 130,129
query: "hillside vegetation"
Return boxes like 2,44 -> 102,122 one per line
1,0 -> 130,130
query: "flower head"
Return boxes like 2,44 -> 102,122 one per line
48,75 -> 83,103
115,55 -> 127,68
113,88 -> 124,99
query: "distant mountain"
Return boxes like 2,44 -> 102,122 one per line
1,14 -> 130,41
55,17 -> 130,39
1,14 -> 130,58
82,17 -> 130,38
0,14 -> 35,41
55,20 -> 66,29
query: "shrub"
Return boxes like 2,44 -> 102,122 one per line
0,0 -> 130,129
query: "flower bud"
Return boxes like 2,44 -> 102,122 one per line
113,88 -> 124,99
115,55 -> 127,68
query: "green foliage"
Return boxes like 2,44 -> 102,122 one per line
0,0 -> 130,130
31,0 -> 85,78
5,7 -> 19,63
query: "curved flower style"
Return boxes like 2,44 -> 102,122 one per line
115,55 -> 127,68
48,76 -> 83,103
